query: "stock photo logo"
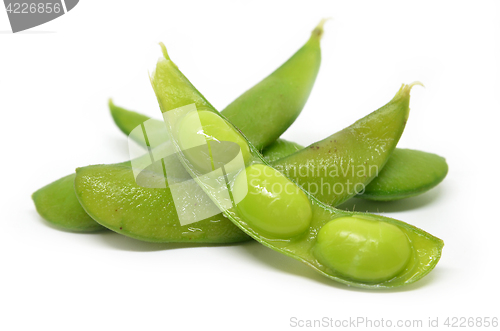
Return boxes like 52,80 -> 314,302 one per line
128,104 -> 248,226
3,0 -> 79,33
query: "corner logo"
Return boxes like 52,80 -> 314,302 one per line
3,0 -> 79,33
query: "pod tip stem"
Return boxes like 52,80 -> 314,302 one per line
409,81 -> 425,89
396,81 -> 424,101
393,81 -> 424,100
159,42 -> 171,61
312,18 -> 331,39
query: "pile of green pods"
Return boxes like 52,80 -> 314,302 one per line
33,20 -> 447,289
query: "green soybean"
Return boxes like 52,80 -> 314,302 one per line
313,216 -> 411,282
35,21 -> 325,233
151,46 -> 443,288
230,167 -> 435,287
233,164 -> 312,238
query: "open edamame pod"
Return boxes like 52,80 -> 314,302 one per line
72,140 -> 307,242
151,46 -> 443,288
75,39 -> 320,243
74,46 -> 417,244
75,46 -> 432,245
36,21 -> 325,233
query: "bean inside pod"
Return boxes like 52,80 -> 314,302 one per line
153,89 -> 442,288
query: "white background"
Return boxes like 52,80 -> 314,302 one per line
1,1 -> 499,330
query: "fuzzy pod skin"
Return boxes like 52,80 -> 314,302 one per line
261,141 -> 449,202
273,83 -> 418,207
34,22 -> 325,233
151,49 -> 443,288
360,148 -> 448,201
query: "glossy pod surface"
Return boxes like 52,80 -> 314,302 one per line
32,174 -> 105,232
151,49 -> 443,288
314,216 -> 411,282
225,159 -> 441,287
75,162 -> 248,243
76,45 -> 250,242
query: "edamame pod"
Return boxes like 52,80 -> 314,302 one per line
222,19 -> 325,150
32,174 -> 105,232
110,99 -> 166,147
262,139 -> 304,163
360,148 -> 448,201
150,48 -> 443,288
273,83 -> 418,206
35,21 -> 325,232
264,140 -> 449,202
